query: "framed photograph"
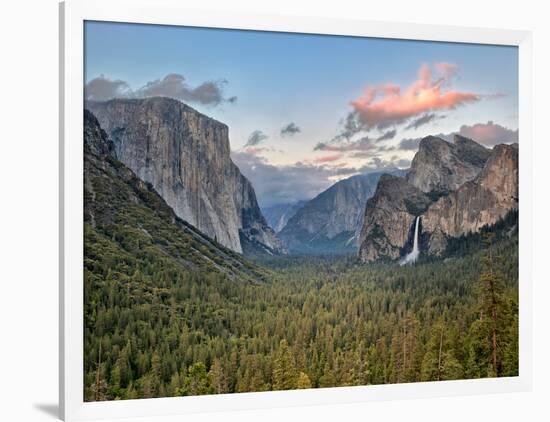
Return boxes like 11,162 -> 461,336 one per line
60,0 -> 533,420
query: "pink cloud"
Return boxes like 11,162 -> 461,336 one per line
458,121 -> 518,146
350,63 -> 480,129
434,62 -> 459,82
312,154 -> 343,164
314,137 -> 376,152
244,147 -> 269,155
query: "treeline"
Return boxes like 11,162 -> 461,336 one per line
84,227 -> 518,401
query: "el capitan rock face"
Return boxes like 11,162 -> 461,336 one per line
86,97 -> 285,255
358,136 -> 518,262
358,174 -> 431,262
406,135 -> 490,194
83,109 -> 265,280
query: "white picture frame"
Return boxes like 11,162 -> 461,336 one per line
60,0 -> 533,420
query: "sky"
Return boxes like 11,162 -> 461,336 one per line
84,21 -> 519,208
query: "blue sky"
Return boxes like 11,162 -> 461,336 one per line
84,21 -> 518,207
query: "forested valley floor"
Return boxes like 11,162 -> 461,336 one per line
84,216 -> 518,401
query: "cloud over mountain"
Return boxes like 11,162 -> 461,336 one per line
231,150 -> 402,207
457,121 -> 518,146
350,63 -> 480,130
396,121 -> 518,152
85,73 -> 237,106
314,136 -> 377,153
84,76 -> 132,101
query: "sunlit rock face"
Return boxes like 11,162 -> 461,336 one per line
87,97 -> 285,255
406,134 -> 490,194
358,135 -> 518,262
421,143 -> 518,254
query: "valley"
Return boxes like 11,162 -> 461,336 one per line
85,210 -> 518,399
83,98 -> 519,401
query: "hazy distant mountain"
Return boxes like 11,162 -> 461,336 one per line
278,170 -> 405,255
262,201 -> 307,233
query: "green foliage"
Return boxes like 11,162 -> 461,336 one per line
184,362 -> 211,396
85,223 -> 518,400
273,340 -> 298,390
83,137 -> 518,401
297,372 -> 312,389
420,321 -> 463,381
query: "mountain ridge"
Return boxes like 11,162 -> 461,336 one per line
278,169 -> 406,255
358,135 -> 518,262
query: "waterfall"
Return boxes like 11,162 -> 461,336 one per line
401,216 -> 420,266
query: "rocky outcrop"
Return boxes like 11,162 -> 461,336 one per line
84,109 -> 266,281
358,136 -> 518,262
278,171 -> 404,255
84,109 -> 114,157
422,143 -> 518,254
358,174 -> 431,262
406,135 -> 490,194
86,97 -> 285,255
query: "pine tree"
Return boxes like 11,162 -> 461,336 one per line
209,358 -> 228,394
150,351 -> 162,396
272,340 -> 297,390
91,340 -> 108,401
296,372 -> 312,389
318,361 -> 336,388
420,321 -> 463,381
479,233 -> 505,376
168,372 -> 182,396
185,362 -> 211,396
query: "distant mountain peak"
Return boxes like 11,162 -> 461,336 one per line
278,169 -> 406,255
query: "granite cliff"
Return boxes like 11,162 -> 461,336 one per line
86,97 -> 285,256
406,134 -> 490,195
422,143 -> 518,254
358,174 -> 431,262
358,135 -> 518,262
83,109 -> 265,280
